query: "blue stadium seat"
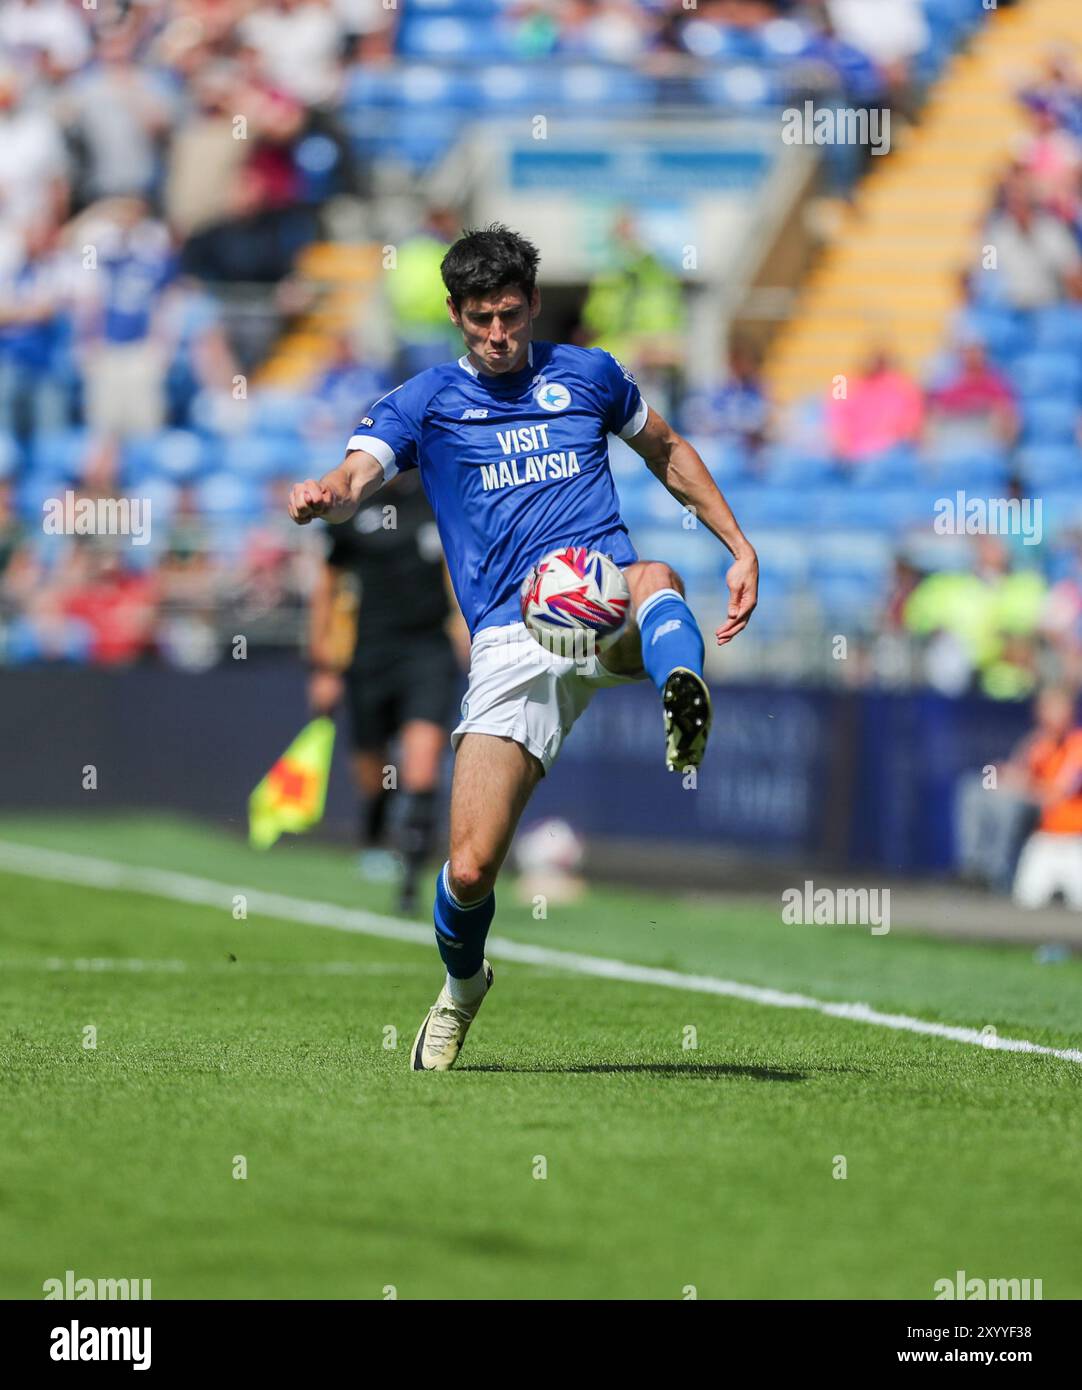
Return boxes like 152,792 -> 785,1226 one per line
1012,351 -> 1082,399
0,429 -> 20,480
752,529 -> 812,588
697,65 -> 778,110
817,573 -> 882,627
758,443 -> 837,486
1032,304 -> 1082,353
685,436 -> 750,483
1043,487 -> 1082,536
759,18 -> 813,63
220,432 -> 300,481
680,22 -> 766,63
394,17 -> 489,60
924,455 -> 1010,493
850,443 -> 921,488
1021,396 -> 1079,444
138,478 -> 181,533
473,65 -> 551,111
122,430 -> 208,486
250,391 -> 313,436
626,525 -> 717,582
14,471 -> 65,524
344,63 -> 474,111
31,428 -> 91,479
811,531 -> 893,584
550,64 -> 654,110
194,472 -> 259,520
405,0 -> 504,10
954,304 -> 1026,362
1016,442 -> 1082,486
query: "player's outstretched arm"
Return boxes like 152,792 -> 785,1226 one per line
625,406 -> 758,645
287,449 -> 386,526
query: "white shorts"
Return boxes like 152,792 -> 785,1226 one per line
1013,831 -> 1082,909
451,621 -> 643,773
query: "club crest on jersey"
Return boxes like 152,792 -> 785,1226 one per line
534,381 -> 571,413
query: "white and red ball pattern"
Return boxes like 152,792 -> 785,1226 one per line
520,546 -> 631,655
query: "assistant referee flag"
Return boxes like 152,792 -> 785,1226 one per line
248,717 -> 336,850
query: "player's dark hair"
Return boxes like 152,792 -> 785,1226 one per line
440,224 -> 541,309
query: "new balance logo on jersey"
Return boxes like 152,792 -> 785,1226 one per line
461,408 -> 489,419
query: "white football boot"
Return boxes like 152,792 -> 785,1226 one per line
663,667 -> 712,772
411,960 -> 494,1072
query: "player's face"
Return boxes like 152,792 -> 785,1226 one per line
449,285 -> 540,375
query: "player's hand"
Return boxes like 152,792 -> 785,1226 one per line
716,550 -> 758,645
308,669 -> 344,715
288,479 -> 335,524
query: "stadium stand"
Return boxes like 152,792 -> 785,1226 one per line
1,0 -> 1077,704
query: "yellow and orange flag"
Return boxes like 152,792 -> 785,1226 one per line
248,717 -> 336,850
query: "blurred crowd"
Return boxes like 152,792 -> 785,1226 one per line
1,0 -> 1068,693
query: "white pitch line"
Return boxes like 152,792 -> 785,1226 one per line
2,839 -> 1080,1067
0,957 -> 426,977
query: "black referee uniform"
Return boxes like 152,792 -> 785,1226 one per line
325,470 -> 460,906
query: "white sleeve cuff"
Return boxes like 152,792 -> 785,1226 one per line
346,434 -> 398,481
617,397 -> 649,440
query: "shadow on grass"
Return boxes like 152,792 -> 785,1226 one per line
459,1062 -> 817,1081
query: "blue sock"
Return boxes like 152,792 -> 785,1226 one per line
636,587 -> 705,693
433,862 -> 495,978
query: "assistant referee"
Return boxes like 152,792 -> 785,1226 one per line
308,469 -> 465,913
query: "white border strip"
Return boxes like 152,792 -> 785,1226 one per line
1,840 -> 1079,1066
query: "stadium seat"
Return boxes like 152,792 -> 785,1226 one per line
0,430 -> 20,480
685,436 -> 751,483
850,444 -> 922,489
811,531 -> 894,584
397,16 -> 510,62
14,470 -> 67,524
1032,304 -> 1082,353
954,305 -> 1026,362
1020,397 -> 1079,444
31,429 -> 91,480
122,431 -> 208,486
1016,443 -> 1082,487
697,65 -> 777,110
751,529 -> 812,588
221,432 -> 300,481
550,64 -> 654,111
250,391 -> 314,436
628,525 -> 718,583
758,444 -> 837,487
195,471 -> 260,520
473,65 -> 551,112
138,478 -> 181,534
1012,352 -> 1082,400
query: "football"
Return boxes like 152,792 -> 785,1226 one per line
520,546 -> 631,657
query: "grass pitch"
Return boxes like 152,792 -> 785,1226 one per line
1,813 -> 1079,1300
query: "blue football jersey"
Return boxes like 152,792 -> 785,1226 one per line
345,342 -> 649,635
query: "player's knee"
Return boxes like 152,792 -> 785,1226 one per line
448,855 -> 496,903
630,560 -> 684,605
